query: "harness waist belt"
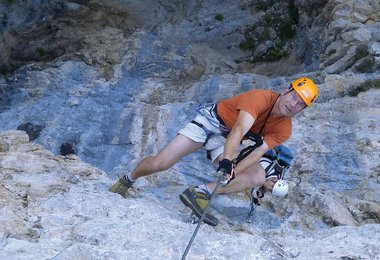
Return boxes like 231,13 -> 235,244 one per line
213,104 -> 227,127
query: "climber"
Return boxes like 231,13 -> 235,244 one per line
109,77 -> 318,226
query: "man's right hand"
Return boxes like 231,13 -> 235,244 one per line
218,158 -> 233,174
218,159 -> 235,185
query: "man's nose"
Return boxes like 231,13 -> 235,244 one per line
290,98 -> 298,108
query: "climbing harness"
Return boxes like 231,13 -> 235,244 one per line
190,103 -> 230,147
191,95 -> 279,164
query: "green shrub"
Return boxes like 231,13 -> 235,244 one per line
288,0 -> 299,24
265,48 -> 288,61
264,13 -> 273,24
254,0 -> 275,11
37,48 -> 46,56
214,14 -> 224,21
255,2 -> 265,11
239,37 -> 256,50
239,0 -> 299,62
279,23 -> 296,39
258,27 -> 271,41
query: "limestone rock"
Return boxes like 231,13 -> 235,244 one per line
0,0 -> 379,259
0,125 -> 379,259
0,130 -> 29,152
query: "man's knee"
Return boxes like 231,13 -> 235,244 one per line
149,155 -> 173,172
247,166 -> 266,187
251,174 -> 266,187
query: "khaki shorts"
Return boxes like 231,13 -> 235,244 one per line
178,104 -> 254,162
178,114 -> 226,162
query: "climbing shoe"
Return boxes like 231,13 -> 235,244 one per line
179,186 -> 219,226
109,175 -> 134,198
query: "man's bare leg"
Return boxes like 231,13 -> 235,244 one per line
110,134 -> 203,197
130,134 -> 203,179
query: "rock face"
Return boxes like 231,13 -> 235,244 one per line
0,0 -> 379,259
319,0 -> 380,74
1,130 -> 379,259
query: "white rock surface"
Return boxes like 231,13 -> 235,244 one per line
0,110 -> 379,259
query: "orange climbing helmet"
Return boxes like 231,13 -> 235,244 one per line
290,77 -> 318,106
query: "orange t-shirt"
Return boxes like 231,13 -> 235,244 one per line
217,89 -> 292,149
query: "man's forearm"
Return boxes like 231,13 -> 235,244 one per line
234,144 -> 267,174
222,127 -> 245,160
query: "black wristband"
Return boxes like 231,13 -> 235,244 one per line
217,158 -> 233,174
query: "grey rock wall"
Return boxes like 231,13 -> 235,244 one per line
0,0 -> 379,258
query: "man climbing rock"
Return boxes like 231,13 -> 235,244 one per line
110,77 -> 318,226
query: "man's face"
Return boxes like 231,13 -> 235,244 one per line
278,90 -> 307,117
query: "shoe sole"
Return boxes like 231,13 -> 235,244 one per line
179,194 -> 218,226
